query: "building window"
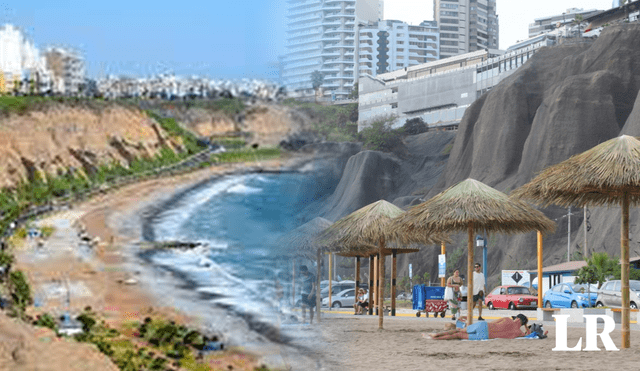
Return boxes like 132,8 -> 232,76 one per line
441,18 -> 459,24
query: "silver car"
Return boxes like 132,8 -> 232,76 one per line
322,288 -> 356,308
596,280 -> 640,309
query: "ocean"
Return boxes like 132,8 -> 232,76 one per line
138,170 -> 336,345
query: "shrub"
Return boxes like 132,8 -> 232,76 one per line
40,225 -> 55,238
8,270 -> 31,317
34,312 -> 57,331
403,117 -> 428,135
358,118 -> 404,151
76,312 -> 97,332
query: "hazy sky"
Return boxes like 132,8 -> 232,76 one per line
385,0 -> 616,48
5,0 -> 616,80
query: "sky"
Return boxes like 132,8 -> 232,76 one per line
5,0 -> 618,81
385,0 -> 616,49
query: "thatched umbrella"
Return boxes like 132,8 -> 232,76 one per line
389,179 -> 555,326
335,241 -> 420,316
512,135 -> 640,348
277,217 -> 332,320
320,200 -> 442,329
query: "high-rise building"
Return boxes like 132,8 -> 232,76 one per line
0,24 -> 48,92
357,20 -> 439,78
528,8 -> 602,38
434,0 -> 499,60
283,0 -> 380,98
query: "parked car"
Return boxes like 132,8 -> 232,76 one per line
484,285 -> 538,310
322,288 -> 356,308
320,281 -> 365,299
543,283 -> 598,308
596,280 -> 640,309
397,292 -> 412,300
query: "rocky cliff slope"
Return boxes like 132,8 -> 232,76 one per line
319,24 -> 640,286
0,103 -> 184,189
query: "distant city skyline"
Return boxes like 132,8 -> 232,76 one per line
1,0 -> 620,82
385,0 -> 615,49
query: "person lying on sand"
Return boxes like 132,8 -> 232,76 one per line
422,314 -> 532,340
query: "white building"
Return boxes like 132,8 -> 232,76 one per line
528,8 -> 602,38
434,0 -> 499,60
0,24 -> 48,92
357,20 -> 439,78
283,0 -> 381,98
44,47 -> 85,95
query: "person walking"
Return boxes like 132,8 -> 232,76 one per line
299,265 -> 316,324
445,269 -> 463,321
473,263 -> 486,321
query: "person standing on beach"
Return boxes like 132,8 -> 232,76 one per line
446,269 -> 463,321
423,314 -> 531,340
299,265 -> 316,324
473,263 -> 486,321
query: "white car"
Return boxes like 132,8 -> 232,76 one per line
322,288 -> 356,308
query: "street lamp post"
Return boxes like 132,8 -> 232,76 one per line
476,235 -> 487,279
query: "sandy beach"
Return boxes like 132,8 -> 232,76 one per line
11,153 -> 640,371
13,156 -> 325,370
310,314 -> 640,371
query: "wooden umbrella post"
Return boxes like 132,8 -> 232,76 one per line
621,193 -> 630,348
378,237 -> 385,330
355,256 -> 361,314
328,253 -> 333,311
317,248 -> 322,322
391,249 -> 397,316
537,231 -> 543,309
467,223 -> 474,326
440,242 -> 446,287
374,254 -> 379,315
369,255 -> 374,315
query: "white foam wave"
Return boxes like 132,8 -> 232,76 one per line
226,184 -> 262,194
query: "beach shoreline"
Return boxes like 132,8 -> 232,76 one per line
14,153 -> 326,370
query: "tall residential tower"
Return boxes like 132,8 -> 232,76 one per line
434,0 -> 499,59
358,20 -> 439,78
283,0 -> 380,98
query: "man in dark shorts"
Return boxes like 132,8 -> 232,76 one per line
299,265 -> 316,324
472,263 -> 486,321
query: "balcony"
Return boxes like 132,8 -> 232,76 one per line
321,50 -> 341,57
323,5 -> 343,12
320,66 -> 340,73
288,22 -> 322,32
284,59 -> 321,70
289,13 -> 322,24
288,5 -> 322,17
321,35 -> 341,42
323,19 -> 342,27
287,36 -> 321,46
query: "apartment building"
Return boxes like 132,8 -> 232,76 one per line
434,0 -> 499,60
358,39 -> 550,131
357,20 -> 439,78
0,24 -> 48,93
528,8 -> 602,38
44,47 -> 86,95
283,0 -> 380,98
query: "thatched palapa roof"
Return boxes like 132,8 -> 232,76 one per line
511,135 -> 640,207
320,200 -> 442,256
277,217 -> 333,259
388,179 -> 555,243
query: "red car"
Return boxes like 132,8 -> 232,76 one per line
484,285 -> 538,310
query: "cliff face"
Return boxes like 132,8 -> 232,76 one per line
0,105 -> 186,189
426,25 -> 640,284
321,25 -> 640,285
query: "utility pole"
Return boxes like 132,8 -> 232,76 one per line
567,207 -> 573,262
